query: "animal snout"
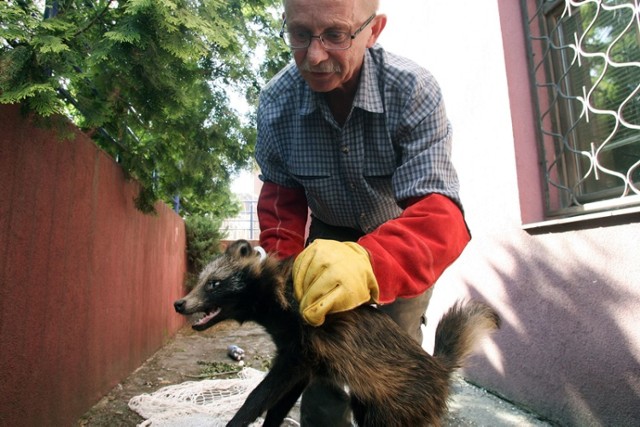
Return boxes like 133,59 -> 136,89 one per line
174,299 -> 186,313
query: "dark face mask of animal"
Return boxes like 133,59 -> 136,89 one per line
173,240 -> 270,331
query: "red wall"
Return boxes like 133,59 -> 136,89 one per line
0,104 -> 187,426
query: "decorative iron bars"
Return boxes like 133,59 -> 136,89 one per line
522,0 -> 640,216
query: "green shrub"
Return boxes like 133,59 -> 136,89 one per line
184,214 -> 226,289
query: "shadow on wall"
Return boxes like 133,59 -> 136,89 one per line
463,232 -> 640,426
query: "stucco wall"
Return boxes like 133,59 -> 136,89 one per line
0,105 -> 187,426
380,1 -> 640,425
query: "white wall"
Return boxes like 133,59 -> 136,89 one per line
378,1 -> 520,232
378,3 -> 640,426
377,0 -> 522,319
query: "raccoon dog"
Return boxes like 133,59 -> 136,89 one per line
174,240 -> 500,427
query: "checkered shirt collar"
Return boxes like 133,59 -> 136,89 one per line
298,48 -> 385,116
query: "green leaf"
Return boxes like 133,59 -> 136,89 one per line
32,35 -> 71,53
103,30 -> 141,44
0,83 -> 56,103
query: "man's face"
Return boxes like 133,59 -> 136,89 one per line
284,0 -> 384,94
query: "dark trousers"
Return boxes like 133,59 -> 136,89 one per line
300,217 -> 434,426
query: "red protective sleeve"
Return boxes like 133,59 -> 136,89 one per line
358,193 -> 471,304
257,181 -> 309,259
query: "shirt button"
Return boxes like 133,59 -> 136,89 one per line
341,145 -> 349,154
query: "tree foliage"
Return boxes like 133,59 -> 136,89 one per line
184,213 -> 225,288
0,0 -> 290,216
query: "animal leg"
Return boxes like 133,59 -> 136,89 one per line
226,363 -> 306,427
262,379 -> 308,427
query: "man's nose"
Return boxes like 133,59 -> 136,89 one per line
305,38 -> 330,64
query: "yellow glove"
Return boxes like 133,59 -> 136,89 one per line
293,239 -> 379,326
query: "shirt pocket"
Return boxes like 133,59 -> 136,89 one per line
363,139 -> 398,178
287,133 -> 336,179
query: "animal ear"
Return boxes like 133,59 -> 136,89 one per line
226,240 -> 253,259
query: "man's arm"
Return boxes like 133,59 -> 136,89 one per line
358,193 -> 470,304
291,193 -> 469,326
257,181 -> 308,259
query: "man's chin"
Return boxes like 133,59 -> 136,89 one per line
303,73 -> 339,92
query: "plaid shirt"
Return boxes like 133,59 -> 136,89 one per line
256,45 -> 460,233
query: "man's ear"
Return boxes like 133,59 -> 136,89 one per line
366,14 -> 387,48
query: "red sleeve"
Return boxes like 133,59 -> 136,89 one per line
257,181 -> 309,259
358,194 -> 471,304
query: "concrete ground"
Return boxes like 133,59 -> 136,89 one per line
79,322 -> 553,426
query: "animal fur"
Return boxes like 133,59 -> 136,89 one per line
174,240 -> 500,427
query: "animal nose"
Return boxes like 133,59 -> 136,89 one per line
174,299 -> 186,313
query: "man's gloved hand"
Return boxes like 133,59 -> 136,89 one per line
293,239 -> 379,326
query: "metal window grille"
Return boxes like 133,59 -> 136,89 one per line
522,0 -> 640,217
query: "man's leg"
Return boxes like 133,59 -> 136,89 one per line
300,378 -> 352,427
378,287 -> 434,343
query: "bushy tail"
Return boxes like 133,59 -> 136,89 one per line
433,300 -> 501,370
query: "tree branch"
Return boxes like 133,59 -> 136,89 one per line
73,0 -> 113,38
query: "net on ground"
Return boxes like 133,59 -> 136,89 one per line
128,367 -> 272,427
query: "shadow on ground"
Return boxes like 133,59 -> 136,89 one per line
78,323 -> 552,426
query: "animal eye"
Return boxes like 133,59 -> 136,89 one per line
206,280 -> 220,290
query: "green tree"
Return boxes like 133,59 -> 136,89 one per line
0,0 -> 290,216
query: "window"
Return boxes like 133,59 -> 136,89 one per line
523,0 -> 640,217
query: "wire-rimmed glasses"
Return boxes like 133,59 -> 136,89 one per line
279,13 -> 376,50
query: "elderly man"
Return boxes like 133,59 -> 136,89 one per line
256,0 -> 470,424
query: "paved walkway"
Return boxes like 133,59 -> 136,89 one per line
79,323 -> 552,426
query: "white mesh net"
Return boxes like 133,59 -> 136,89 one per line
128,368 -> 291,427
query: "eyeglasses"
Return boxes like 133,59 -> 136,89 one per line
279,13 -> 376,51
